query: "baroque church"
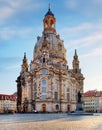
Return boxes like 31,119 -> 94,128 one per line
16,6 -> 84,113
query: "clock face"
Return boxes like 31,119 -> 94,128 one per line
43,52 -> 46,55
43,51 -> 47,56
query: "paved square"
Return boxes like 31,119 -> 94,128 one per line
0,114 -> 102,130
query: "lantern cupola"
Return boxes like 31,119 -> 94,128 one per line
43,4 -> 56,34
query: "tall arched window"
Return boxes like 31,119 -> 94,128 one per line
54,82 -> 58,90
66,86 -> 70,101
54,92 -> 58,100
41,69 -> 47,75
42,80 -> 46,99
34,83 -> 37,91
43,58 -> 45,63
56,104 -> 59,110
34,83 -> 37,99
58,44 -> 62,51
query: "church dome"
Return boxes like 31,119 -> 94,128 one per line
33,6 -> 67,61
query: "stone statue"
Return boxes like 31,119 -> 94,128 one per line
78,91 -> 81,103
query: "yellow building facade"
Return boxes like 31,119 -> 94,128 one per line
83,90 -> 102,112
0,94 -> 17,113
16,7 -> 84,113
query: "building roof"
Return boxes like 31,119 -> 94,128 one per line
45,6 -> 54,17
0,93 -> 17,101
83,90 -> 102,97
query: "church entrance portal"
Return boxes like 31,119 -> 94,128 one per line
42,104 -> 46,112
67,105 -> 70,112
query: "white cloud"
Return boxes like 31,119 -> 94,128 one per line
92,0 -> 102,5
60,22 -> 102,38
0,6 -> 13,23
80,47 -> 102,58
6,64 -> 20,70
0,56 -> 21,72
65,0 -> 78,9
59,22 -> 102,50
0,0 -> 45,24
64,0 -> 102,15
0,0 -> 43,10
0,27 -> 34,40
84,76 -> 102,92
4,0 -> 43,11
68,32 -> 102,47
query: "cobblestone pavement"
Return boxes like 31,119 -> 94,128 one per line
0,114 -> 102,130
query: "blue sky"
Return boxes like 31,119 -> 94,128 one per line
0,0 -> 102,94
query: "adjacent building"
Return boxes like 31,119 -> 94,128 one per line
0,93 -> 17,113
16,6 -> 84,112
83,90 -> 102,112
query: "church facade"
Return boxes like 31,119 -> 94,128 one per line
16,7 -> 84,113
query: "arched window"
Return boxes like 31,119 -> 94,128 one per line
54,82 -> 58,90
67,73 -> 70,77
54,92 -> 58,100
43,58 -> 45,63
67,93 -> 70,101
42,104 -> 46,112
34,83 -> 37,99
58,44 -> 62,51
32,104 -> 35,110
41,69 -> 47,75
56,104 -> 59,110
50,19 -> 55,28
45,20 -> 48,28
66,86 -> 70,101
34,83 -> 37,91
75,69 -> 77,73
63,64 -> 66,70
34,45 -> 37,53
67,87 -> 70,92
42,80 -> 46,99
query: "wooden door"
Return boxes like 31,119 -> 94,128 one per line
42,104 -> 46,112
67,105 -> 70,112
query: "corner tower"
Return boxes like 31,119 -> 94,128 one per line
72,49 -> 80,73
72,49 -> 84,95
21,53 -> 28,73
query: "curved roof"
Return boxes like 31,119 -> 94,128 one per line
45,8 -> 54,17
